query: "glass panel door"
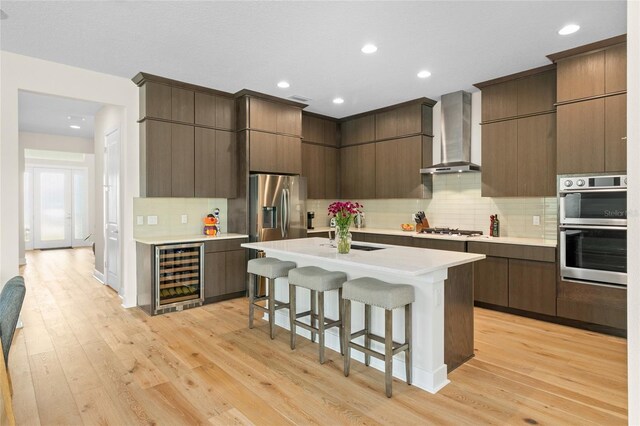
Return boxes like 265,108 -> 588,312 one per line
33,168 -> 72,249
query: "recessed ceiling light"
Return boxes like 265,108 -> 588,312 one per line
277,81 -> 290,89
558,24 -> 580,35
333,98 -> 344,104
361,44 -> 378,54
417,70 -> 432,79
69,125 -> 81,129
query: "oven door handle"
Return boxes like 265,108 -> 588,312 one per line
559,225 -> 628,231
560,188 -> 627,194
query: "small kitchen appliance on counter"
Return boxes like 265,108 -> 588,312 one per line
307,211 -> 315,230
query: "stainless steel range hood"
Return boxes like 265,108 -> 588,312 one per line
421,90 -> 480,174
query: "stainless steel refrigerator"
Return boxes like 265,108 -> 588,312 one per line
249,174 -> 307,244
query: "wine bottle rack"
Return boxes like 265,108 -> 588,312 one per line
155,243 -> 204,310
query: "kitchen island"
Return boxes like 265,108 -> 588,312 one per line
242,237 -> 485,393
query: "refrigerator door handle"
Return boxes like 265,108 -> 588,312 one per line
280,190 -> 286,239
283,188 -> 290,238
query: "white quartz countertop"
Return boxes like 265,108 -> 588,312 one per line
134,233 -> 249,245
308,227 -> 556,248
242,237 -> 485,277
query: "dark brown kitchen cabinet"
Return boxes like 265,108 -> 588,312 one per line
473,256 -> 509,306
516,70 -> 556,116
557,50 -> 605,102
481,80 -> 518,122
340,143 -> 376,199
249,98 -> 302,136
604,93 -> 627,172
194,92 -> 235,130
194,128 -> 237,198
413,238 -> 466,252
341,115 -> 376,146
171,123 -> 195,197
141,120 -> 172,197
248,131 -> 301,175
140,81 -> 171,120
140,120 -> 195,198
557,98 -> 605,174
302,113 -> 338,147
508,259 -> 556,315
302,143 -> 338,199
517,114 -> 556,196
605,43 -> 627,93
557,280 -> 626,330
555,41 -> 626,102
375,104 -> 425,140
375,136 -> 426,198
362,233 -> 412,247
481,120 -> 518,197
203,239 -> 247,302
171,87 -> 195,123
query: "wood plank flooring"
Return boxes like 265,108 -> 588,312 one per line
8,248 -> 627,425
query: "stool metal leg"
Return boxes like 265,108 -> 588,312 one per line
310,290 -> 317,343
338,288 -> 344,356
385,309 -> 393,398
405,303 -> 412,385
289,283 -> 297,350
364,304 -> 371,366
268,278 -> 276,339
318,291 -> 325,364
343,299 -> 351,377
248,273 -> 255,329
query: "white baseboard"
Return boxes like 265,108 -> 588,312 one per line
19,257 -> 26,266
93,269 -> 105,283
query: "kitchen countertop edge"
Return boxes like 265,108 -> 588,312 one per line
134,233 -> 249,245
308,227 -> 557,248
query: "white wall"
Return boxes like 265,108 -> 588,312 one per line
93,105 -> 126,279
0,51 -> 139,307
20,131 -> 94,154
627,1 -> 639,423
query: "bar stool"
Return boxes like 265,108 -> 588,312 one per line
247,257 -> 296,339
342,277 -> 415,398
288,266 -> 347,364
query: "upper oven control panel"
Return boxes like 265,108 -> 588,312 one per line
560,175 -> 627,192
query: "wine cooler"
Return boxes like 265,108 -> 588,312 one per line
155,243 -> 204,312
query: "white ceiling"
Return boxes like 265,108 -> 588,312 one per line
18,91 -> 103,139
1,1 -> 627,118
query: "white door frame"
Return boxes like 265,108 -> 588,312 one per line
104,128 -> 121,293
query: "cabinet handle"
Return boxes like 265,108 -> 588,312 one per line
621,137 -> 627,141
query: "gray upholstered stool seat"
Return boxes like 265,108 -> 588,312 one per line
248,257 -> 297,279
288,266 -> 347,364
247,257 -> 296,339
342,277 -> 414,310
289,266 -> 346,292
343,277 -> 415,398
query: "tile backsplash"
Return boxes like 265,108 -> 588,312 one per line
133,198 -> 228,239
307,173 -> 558,240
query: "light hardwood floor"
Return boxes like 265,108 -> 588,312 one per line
8,248 -> 627,425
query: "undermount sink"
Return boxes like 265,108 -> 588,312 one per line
350,244 -> 386,252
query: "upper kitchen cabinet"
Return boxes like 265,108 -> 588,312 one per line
549,35 -> 627,173
476,65 -> 557,197
194,92 -> 235,130
475,65 -> 556,122
302,113 -> 338,147
375,101 -> 434,140
247,131 -> 301,175
375,135 -> 432,199
246,96 -> 302,136
341,115 -> 375,146
133,72 -> 238,198
340,144 -> 376,199
549,36 -> 627,102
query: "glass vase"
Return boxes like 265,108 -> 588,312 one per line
336,225 -> 352,254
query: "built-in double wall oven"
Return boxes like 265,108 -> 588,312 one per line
559,174 -> 627,286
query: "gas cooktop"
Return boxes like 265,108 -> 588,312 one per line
420,227 -> 483,237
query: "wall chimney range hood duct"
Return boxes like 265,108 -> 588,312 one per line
421,90 -> 480,174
